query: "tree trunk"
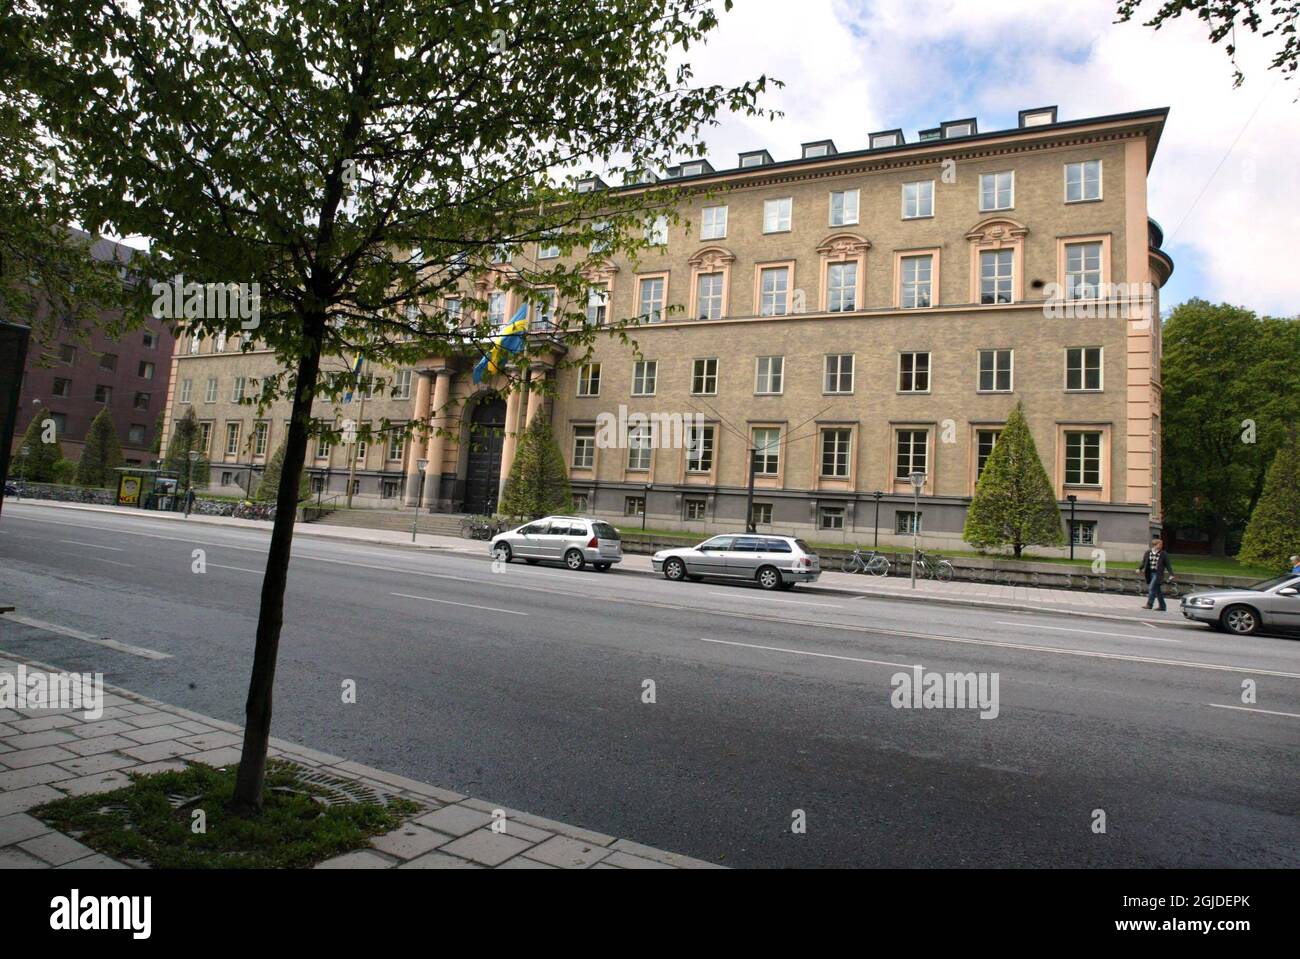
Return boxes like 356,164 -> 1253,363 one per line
1209,515 -> 1228,557
229,317 -> 325,815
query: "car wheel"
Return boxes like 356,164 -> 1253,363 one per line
492,543 -> 512,563
564,549 -> 585,571
664,557 -> 686,582
756,566 -> 782,591
1221,605 -> 1260,636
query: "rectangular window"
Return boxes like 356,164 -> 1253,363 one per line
1065,160 -> 1102,202
1065,242 -> 1103,300
632,359 -> 657,396
572,426 -> 595,469
763,197 -> 792,233
128,424 -> 146,445
133,391 -> 150,411
590,220 -> 611,253
1065,431 -> 1103,486
221,471 -> 233,486
685,499 -> 706,520
142,330 -> 158,349
978,349 -> 1013,392
231,377 -> 246,403
1070,520 -> 1098,546
980,171 -> 1014,211
696,273 -> 724,320
138,360 -> 155,380
205,378 -> 218,403
824,354 -> 854,394
829,189 -> 859,226
577,363 -> 601,397
980,249 -> 1014,304
253,422 -> 269,457
225,422 -> 241,456
531,289 -> 556,330
895,430 -> 928,479
355,425 -> 368,463
393,369 -> 413,399
445,298 -> 463,326
827,262 -> 857,312
701,205 -> 728,240
755,356 -> 784,394
686,424 -> 715,472
627,424 -> 652,471
1066,347 -> 1103,391
382,480 -> 401,500
315,432 -> 330,459
900,254 -> 933,308
821,429 -> 851,478
750,502 -> 772,526
752,427 -> 780,475
387,431 -> 405,462
902,180 -> 934,218
898,352 -> 930,392
819,506 -> 845,530
488,292 -> 506,328
975,429 -> 1001,481
98,353 -> 117,372
199,422 -> 212,453
94,384 -> 112,403
59,343 -> 76,364
571,494 -> 588,513
638,276 -> 665,324
53,377 -> 72,398
586,285 -> 608,326
896,510 -> 922,535
759,266 -> 789,316
624,496 -> 645,517
179,378 -> 193,403
692,358 -> 718,395
538,234 -> 560,259
645,214 -> 668,246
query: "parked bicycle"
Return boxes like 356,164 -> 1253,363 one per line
840,547 -> 892,576
910,550 -> 954,583
460,515 -> 501,540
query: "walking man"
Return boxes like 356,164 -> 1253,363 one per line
184,486 -> 196,518
1138,537 -> 1174,611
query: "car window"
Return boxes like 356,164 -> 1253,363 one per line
794,539 -> 815,555
701,536 -> 735,550
761,538 -> 792,552
521,522 -> 549,535
592,522 -> 620,541
1248,575 -> 1298,591
732,537 -> 761,552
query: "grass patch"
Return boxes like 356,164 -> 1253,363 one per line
33,761 -> 419,869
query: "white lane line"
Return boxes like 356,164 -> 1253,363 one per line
390,592 -> 527,616
1206,703 -> 1300,720
997,620 -> 1182,643
210,563 -> 263,574
97,559 -> 134,568
0,614 -> 171,660
700,638 -> 913,669
707,591 -> 842,608
58,540 -> 124,551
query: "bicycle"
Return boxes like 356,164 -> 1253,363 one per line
910,550 -> 954,583
840,547 -> 892,576
460,515 -> 500,540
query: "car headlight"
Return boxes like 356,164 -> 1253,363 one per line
1187,597 -> 1216,608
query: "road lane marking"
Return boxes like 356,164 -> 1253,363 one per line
97,559 -> 134,568
997,620 -> 1182,644
707,591 -> 842,608
58,540 -> 124,551
210,563 -> 263,574
1206,703 -> 1300,719
700,638 -> 913,669
0,614 -> 171,660
389,592 -> 527,616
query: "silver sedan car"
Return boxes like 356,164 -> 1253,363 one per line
652,534 -> 820,590
1180,574 -> 1300,636
490,516 -> 622,571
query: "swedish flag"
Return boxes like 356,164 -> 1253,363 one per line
473,304 -> 529,384
343,353 -> 364,403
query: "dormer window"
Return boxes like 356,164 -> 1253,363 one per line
1019,106 -> 1058,128
941,118 -> 977,139
801,140 -> 837,160
918,128 -> 941,142
869,130 -> 903,149
739,150 -> 773,169
577,175 -> 607,193
680,160 -> 714,177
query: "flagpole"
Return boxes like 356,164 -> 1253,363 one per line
345,356 -> 367,509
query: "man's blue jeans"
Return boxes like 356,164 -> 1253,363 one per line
1146,575 -> 1166,611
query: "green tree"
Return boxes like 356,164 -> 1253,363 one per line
254,441 -> 310,504
17,0 -> 771,812
13,413 -> 63,482
499,414 -> 571,520
1238,428 -> 1300,570
162,407 -> 209,491
1160,300 -> 1299,555
74,407 -> 123,487
963,404 -> 1065,558
1117,1 -> 1298,86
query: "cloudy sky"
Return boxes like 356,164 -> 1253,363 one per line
683,0 -> 1299,317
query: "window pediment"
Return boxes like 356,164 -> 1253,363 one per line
966,217 -> 1029,247
816,232 -> 871,260
687,246 -> 736,272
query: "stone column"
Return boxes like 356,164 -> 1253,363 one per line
497,387 -> 523,501
422,369 -> 453,509
403,371 -> 433,505
524,367 -> 547,427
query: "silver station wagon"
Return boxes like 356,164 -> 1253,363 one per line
490,516 -> 623,571
1180,574 -> 1300,636
652,534 -> 821,590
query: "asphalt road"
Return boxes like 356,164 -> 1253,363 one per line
1,502 -> 1297,868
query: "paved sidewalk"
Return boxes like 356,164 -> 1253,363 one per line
9,500 -> 1188,625
0,650 -> 717,869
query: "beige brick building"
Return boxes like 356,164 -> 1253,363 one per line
160,105 -> 1173,559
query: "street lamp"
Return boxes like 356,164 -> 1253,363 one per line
18,445 -> 30,500
908,471 -> 926,589
412,458 -> 428,542
642,483 -> 651,531
1066,494 -> 1078,561
871,490 -> 883,548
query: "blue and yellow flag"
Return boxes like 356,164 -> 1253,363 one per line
343,353 -> 364,403
473,305 -> 529,384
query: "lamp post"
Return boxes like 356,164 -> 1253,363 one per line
1066,494 -> 1078,561
872,490 -> 883,548
18,445 -> 30,499
744,445 -> 758,533
908,471 -> 926,589
412,458 -> 428,542
642,483 -> 651,531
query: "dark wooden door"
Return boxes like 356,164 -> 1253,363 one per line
463,397 -> 506,515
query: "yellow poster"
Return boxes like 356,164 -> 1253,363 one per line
118,475 -> 142,506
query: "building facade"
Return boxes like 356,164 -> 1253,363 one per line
160,106 -> 1173,558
